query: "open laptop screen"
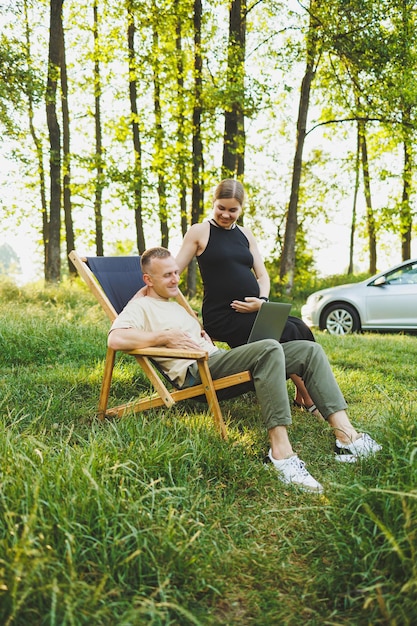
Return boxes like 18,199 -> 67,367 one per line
247,302 -> 292,343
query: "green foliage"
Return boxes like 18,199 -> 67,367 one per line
0,281 -> 416,624
267,245 -> 372,304
2,0 -> 417,283
0,33 -> 43,134
314,271 -> 372,289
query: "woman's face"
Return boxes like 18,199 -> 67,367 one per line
212,197 -> 242,229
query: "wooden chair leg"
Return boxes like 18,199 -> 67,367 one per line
134,355 -> 176,408
98,347 -> 116,419
196,359 -> 228,439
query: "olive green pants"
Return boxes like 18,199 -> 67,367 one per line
186,339 -> 347,431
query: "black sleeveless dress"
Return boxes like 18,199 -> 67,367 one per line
197,222 -> 315,348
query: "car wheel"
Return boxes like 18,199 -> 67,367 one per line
321,304 -> 360,335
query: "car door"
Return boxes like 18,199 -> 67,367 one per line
364,261 -> 417,328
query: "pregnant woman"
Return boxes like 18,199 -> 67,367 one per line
176,179 -> 319,414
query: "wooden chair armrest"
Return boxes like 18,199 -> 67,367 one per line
126,347 -> 208,360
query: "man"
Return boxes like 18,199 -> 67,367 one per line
108,247 -> 381,493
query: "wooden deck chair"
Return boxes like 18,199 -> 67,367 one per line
69,250 -> 252,439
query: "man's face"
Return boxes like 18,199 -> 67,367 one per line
144,255 -> 180,300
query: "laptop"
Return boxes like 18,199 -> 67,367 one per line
247,302 -> 292,343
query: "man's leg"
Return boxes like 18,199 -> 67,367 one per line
282,341 -> 382,459
282,340 -> 347,418
192,340 -> 295,457
206,339 -> 291,432
195,340 -> 323,491
281,340 -> 355,440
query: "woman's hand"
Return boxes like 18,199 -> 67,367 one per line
230,297 -> 264,313
130,285 -> 148,300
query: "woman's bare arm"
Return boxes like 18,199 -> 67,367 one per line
175,222 -> 209,272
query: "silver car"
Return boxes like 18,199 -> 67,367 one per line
301,258 -> 417,335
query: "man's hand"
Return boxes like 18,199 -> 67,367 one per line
163,329 -> 202,350
230,297 -> 263,313
201,329 -> 214,344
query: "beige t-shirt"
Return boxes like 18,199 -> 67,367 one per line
110,296 -> 219,387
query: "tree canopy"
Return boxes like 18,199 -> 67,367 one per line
0,0 -> 416,288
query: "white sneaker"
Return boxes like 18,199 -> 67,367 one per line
334,433 -> 382,463
267,450 -> 323,493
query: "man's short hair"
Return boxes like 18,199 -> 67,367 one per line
140,247 -> 172,272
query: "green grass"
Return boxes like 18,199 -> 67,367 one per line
0,278 -> 416,625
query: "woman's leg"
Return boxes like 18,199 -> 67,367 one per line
291,374 -> 324,419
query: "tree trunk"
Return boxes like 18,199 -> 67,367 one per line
174,4 -> 188,239
222,0 -> 246,180
359,121 -> 377,274
60,14 -> 75,275
127,4 -> 146,254
348,120 -> 361,274
152,25 -> 168,248
93,0 -> 104,256
188,0 -> 203,297
45,0 -> 63,283
280,8 -> 318,293
401,109 -> 412,260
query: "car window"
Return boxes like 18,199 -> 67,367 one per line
385,262 -> 417,284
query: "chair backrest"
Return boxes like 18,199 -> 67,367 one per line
69,250 -> 190,389
70,250 -> 199,324
85,256 -> 145,314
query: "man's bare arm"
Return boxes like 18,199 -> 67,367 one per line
108,327 -> 202,352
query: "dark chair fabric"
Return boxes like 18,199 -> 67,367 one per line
86,256 -> 145,314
